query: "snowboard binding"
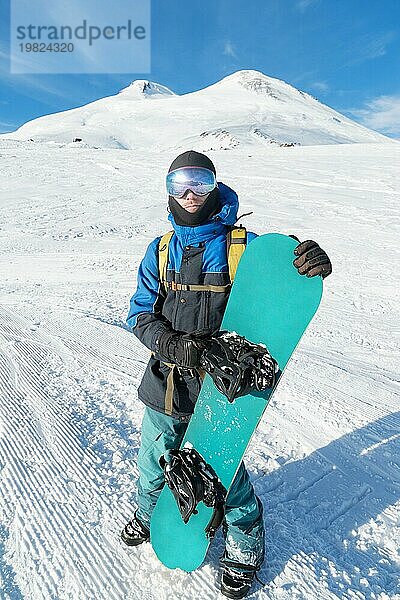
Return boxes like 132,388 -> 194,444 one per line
159,446 -> 227,539
200,331 -> 278,402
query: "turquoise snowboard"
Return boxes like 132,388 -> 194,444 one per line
150,233 -> 323,572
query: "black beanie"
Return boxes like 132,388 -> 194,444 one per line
168,150 -> 216,175
167,150 -> 220,227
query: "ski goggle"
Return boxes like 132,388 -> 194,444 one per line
166,167 -> 217,199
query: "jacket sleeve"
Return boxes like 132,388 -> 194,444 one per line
126,237 -> 173,351
247,231 -> 258,244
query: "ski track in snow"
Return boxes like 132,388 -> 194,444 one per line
0,140 -> 399,600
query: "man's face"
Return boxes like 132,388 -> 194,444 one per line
174,190 -> 210,213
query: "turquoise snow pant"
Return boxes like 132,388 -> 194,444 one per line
136,407 -> 265,570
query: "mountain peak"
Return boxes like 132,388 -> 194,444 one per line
225,69 -> 271,82
119,79 -> 176,99
215,69 -> 294,100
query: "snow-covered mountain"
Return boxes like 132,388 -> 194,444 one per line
2,70 -> 392,150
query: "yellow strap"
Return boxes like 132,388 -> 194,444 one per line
158,231 -> 174,291
165,366 -> 175,416
227,226 -> 247,282
158,226 -> 246,292
149,356 -> 204,416
169,282 -> 230,293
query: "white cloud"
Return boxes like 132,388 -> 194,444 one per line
0,48 -> 69,100
311,81 -> 329,93
291,70 -> 317,85
296,0 -> 319,12
344,31 -> 396,66
351,95 -> 400,136
0,120 -> 16,132
223,41 -> 238,59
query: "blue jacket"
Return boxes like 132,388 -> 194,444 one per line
127,182 -> 257,419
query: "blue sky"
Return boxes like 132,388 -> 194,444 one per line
0,0 -> 399,137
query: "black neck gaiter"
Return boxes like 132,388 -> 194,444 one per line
168,187 -> 221,227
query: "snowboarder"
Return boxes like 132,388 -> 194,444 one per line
122,150 -> 332,598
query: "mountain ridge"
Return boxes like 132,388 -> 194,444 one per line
2,69 -> 393,150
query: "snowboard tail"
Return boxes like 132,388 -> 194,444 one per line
150,234 -> 323,571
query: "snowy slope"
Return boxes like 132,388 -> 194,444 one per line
0,138 -> 399,600
1,70 -> 393,150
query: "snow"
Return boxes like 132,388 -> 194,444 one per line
0,71 -> 400,599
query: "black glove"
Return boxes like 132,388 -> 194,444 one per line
156,331 -> 207,368
293,239 -> 332,279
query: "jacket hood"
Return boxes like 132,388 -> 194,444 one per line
167,182 -> 239,247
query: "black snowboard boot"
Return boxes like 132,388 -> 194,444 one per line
120,511 -> 150,546
220,563 -> 257,599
